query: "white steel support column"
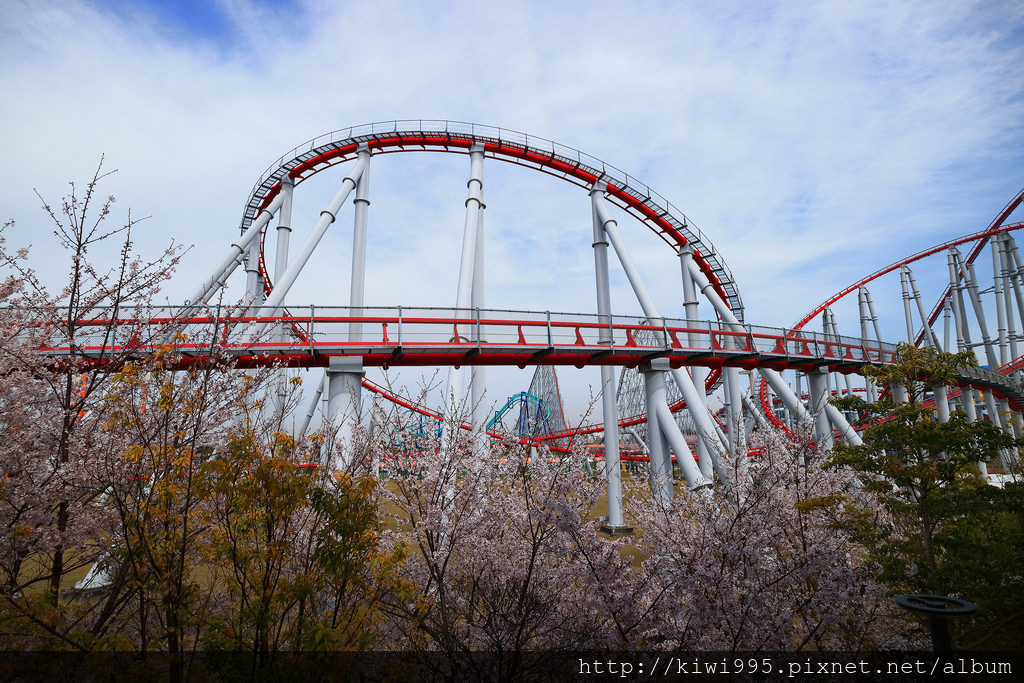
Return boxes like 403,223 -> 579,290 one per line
962,388 -> 986,477
808,369 -> 833,449
252,155 -> 369,338
982,390 -> 1005,434
468,198 -> 489,458
948,252 -> 967,351
679,245 -> 714,478
328,144 -> 373,441
742,392 -> 773,431
592,183 -> 728,482
900,267 -> 916,343
998,398 -> 1019,440
933,385 -> 950,423
943,300 -> 952,356
993,236 -> 1009,366
857,287 -> 873,375
625,428 -> 649,455
275,176 -> 294,283
963,259 -> 998,366
1002,235 -> 1021,327
863,287 -> 885,343
642,365 -> 673,504
470,180 -> 487,459
654,401 -> 708,490
904,267 -> 951,418
906,268 -> 942,350
1005,236 -> 1024,331
445,143 -> 485,419
598,366 -> 626,523
824,308 -> 854,400
646,358 -> 708,491
777,373 -> 792,429
591,185 -> 626,529
190,192 -> 286,306
272,176 -> 295,417
947,249 -> 974,352
349,144 -> 371,343
725,366 -> 745,457
298,372 -> 326,438
326,357 -> 365,470
1001,238 -> 1021,360
961,387 -> 978,421
244,239 -> 263,306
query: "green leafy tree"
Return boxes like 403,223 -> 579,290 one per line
99,346 -> 247,681
202,401 -> 406,678
828,343 -> 1024,648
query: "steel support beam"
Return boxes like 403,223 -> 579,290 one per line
725,366 -> 745,457
445,143 -> 485,418
471,174 -> 488,459
1002,236 -> 1022,360
593,183 -> 729,481
326,357 -> 364,469
933,385 -> 950,423
947,249 -> 974,352
682,254 -> 862,446
645,358 -> 709,491
190,192 -> 286,306
906,268 -> 941,350
963,259 -> 998,366
299,372 -> 326,438
349,144 -> 371,343
252,154 -> 369,339
244,239 -> 263,307
858,287 -> 876,401
591,184 -> 626,526
823,308 -> 854,400
993,236 -> 1009,366
679,244 -> 715,478
272,176 -> 295,417
808,368 -> 833,449
742,392 -> 773,431
900,267 -> 916,343
642,365 -> 673,502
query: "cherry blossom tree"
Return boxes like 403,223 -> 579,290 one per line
629,424 -> 902,651
373,393 -> 637,680
0,162 -> 185,649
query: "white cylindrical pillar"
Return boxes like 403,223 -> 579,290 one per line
643,367 -> 672,505
591,184 -> 626,529
445,143 -> 485,417
470,174 -> 488,460
326,357 -> 365,470
350,144 -> 371,343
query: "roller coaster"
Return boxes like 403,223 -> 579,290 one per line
38,120 -> 1024,531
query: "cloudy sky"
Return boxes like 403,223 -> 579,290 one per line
2,0 -> 1022,417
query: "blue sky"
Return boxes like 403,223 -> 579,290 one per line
1,0 -> 1022,417
103,0 -> 236,41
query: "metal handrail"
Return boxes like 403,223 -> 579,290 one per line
24,305 -> 898,364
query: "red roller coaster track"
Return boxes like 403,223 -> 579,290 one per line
240,121 -> 743,318
758,187 -> 1024,431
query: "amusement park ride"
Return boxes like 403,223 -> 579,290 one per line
56,120 -> 1024,533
